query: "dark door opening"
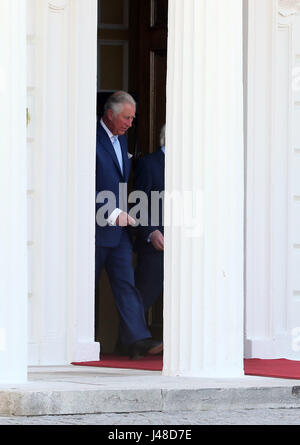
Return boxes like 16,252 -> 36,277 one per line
95,0 -> 168,353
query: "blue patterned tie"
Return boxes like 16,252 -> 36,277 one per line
112,136 -> 123,174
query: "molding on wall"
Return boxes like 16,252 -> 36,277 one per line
279,0 -> 300,16
48,0 -> 68,13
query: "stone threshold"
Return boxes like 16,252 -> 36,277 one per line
0,366 -> 299,416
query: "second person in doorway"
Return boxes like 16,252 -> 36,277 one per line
133,124 -> 165,316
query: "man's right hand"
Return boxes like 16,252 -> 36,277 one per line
116,211 -> 136,227
150,230 -> 164,251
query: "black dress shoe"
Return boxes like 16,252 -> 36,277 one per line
114,335 -> 129,356
129,338 -> 163,360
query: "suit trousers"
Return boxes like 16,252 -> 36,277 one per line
95,229 -> 151,345
135,250 -> 164,312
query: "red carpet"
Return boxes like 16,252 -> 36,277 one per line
72,354 -> 163,371
72,356 -> 300,379
244,358 -> 300,380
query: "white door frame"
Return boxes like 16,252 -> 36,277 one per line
25,0 -> 300,369
27,0 -> 245,373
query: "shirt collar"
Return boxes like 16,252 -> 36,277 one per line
161,146 -> 165,154
100,118 -> 116,141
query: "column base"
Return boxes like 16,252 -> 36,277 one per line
71,341 -> 100,363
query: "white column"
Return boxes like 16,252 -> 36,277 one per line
67,0 -> 100,363
0,0 -> 28,383
163,0 -> 244,377
27,0 -> 99,365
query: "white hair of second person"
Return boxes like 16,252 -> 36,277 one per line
160,124 -> 166,147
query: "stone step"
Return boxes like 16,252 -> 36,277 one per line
0,366 -> 300,416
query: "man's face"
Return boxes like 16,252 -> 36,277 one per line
107,103 -> 136,136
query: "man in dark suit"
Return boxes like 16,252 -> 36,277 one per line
133,125 -> 165,314
95,91 -> 163,359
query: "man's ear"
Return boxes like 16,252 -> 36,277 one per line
107,109 -> 114,121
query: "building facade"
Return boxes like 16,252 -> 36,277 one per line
0,0 -> 300,383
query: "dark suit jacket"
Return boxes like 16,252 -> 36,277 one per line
133,148 -> 165,254
95,121 -> 132,248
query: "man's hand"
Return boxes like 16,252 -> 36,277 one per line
116,211 -> 136,227
150,230 -> 164,251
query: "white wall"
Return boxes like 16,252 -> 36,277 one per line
246,0 -> 300,359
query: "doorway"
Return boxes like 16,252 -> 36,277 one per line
95,0 -> 168,353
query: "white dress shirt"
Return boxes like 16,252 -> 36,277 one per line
100,119 -> 123,226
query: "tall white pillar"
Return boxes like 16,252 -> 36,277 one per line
0,0 -> 28,383
27,0 -> 99,365
67,0 -> 100,363
163,0 -> 245,377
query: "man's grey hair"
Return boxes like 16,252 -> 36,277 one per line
104,91 -> 136,116
160,124 -> 166,147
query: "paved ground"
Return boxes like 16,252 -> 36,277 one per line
1,407 -> 300,425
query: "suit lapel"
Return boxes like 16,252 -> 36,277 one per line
119,136 -> 130,181
156,148 -> 165,171
97,123 -> 125,178
158,149 -> 165,164
157,149 -> 165,188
